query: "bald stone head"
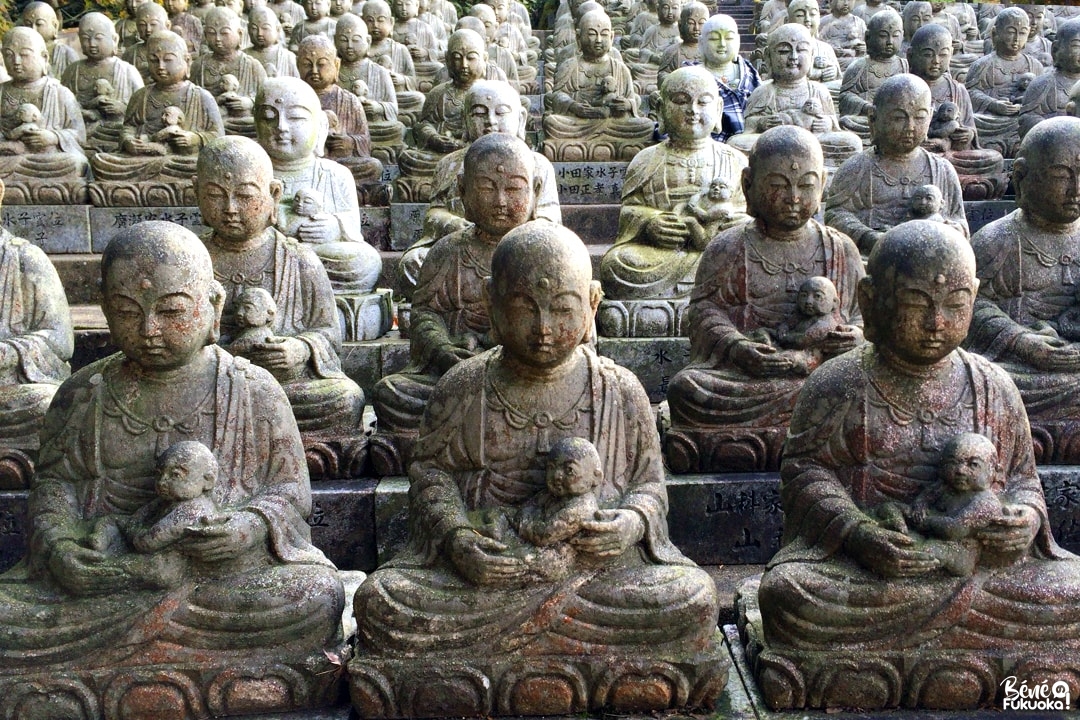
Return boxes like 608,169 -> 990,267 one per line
678,2 -> 709,43
255,76 -> 328,162
767,22 -> 813,82
22,2 -> 60,42
902,0 -> 932,39
577,8 -> 613,59
701,14 -> 739,67
1014,116 -> 1080,222
457,16 -> 486,36
1053,18 -> 1080,73
743,125 -> 824,222
298,33 -> 340,90
3,26 -> 49,81
196,136 -> 283,241
787,0 -> 820,37
136,0 -> 171,42
865,7 -> 902,60
870,73 -> 932,154
465,79 -> 526,140
460,132 -> 537,227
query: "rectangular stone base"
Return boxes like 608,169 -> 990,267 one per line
348,633 -> 729,717
2,205 -> 90,253
0,646 -> 345,720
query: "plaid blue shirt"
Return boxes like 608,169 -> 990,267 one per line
713,57 -> 760,142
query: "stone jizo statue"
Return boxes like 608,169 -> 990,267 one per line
350,220 -> 726,717
838,7 -> 905,142
0,220 -> 345,716
740,220 -> 1080,711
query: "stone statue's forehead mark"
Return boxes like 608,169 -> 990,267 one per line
537,277 -> 551,290
935,274 -> 947,285
140,278 -> 153,289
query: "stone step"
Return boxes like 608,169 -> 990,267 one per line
4,467 -> 1080,577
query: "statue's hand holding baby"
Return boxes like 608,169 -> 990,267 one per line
448,526 -> 528,587
976,503 -> 1039,559
246,336 -> 311,373
646,211 -> 689,249
570,509 -> 644,558
180,511 -> 268,563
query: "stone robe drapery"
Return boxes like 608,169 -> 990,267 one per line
758,346 -> 1080,651
0,77 -> 86,168
0,347 -> 343,668
0,227 -> 72,450
318,83 -> 372,159
743,78 -> 840,133
356,345 -> 718,657
60,57 -> 144,115
48,43 -> 78,80
599,140 -> 748,300
190,52 -> 268,97
667,220 -> 864,428
825,148 -> 968,249
838,56 -> 908,118
245,44 -> 301,78
274,157 -> 367,247
339,60 -> 398,121
964,51 -> 1042,156
1019,69 -> 1080,138
213,229 -> 362,431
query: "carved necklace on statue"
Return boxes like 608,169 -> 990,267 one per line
486,360 -> 590,454
870,152 -> 929,201
1020,234 -> 1080,287
102,369 -> 214,453
665,151 -> 709,186
744,224 -> 824,292
214,241 -> 275,291
864,350 -> 973,450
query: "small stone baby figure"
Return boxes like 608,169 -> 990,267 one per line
514,436 -> 603,549
908,183 -> 945,222
228,286 -> 278,355
284,187 -> 324,238
6,103 -> 43,141
325,109 -> 340,134
927,101 -> 960,141
1010,72 -> 1036,105
351,79 -> 369,98
777,276 -> 845,350
598,75 -> 626,118
90,78 -> 123,123
152,106 -> 186,143
216,73 -> 244,117
681,176 -> 737,250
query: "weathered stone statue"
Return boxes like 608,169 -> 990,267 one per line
733,22 -> 861,166
656,1 -> 707,88
362,0 -> 427,125
62,12 -> 143,150
699,14 -> 759,142
623,0 -> 682,94
907,23 -> 1007,200
246,5 -> 301,78
371,134 -> 544,473
395,29 -> 495,201
0,27 -> 87,204
1020,17 -> 1080,138
192,7 -> 268,137
296,35 -> 384,192
964,7 -> 1041,158
393,0 -> 444,92
1021,4 -> 1053,68
900,0 -> 932,55
0,220 -> 345,718
123,2 -> 172,84
787,0 -> 842,86
740,219 -> 1080,711
290,0 -> 337,51
196,136 -> 368,477
837,7 -> 905,142
21,2 -> 77,79
116,0 -> 147,50
164,0 -> 203,53
544,8 -> 654,161
852,0 -> 888,24
826,74 -> 967,254
90,31 -> 224,206
335,13 -> 406,164
819,0 -> 866,71
756,0 -> 790,34
0,178 -> 72,488
395,80 -> 560,299
967,116 -> 1080,463
598,66 -> 748,338
350,220 -> 726,717
664,126 -> 864,473
254,77 -> 389,339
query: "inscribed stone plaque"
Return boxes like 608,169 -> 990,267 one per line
389,202 -> 427,251
2,205 -> 90,253
553,162 -> 629,204
596,336 -> 690,402
359,206 -> 391,251
309,480 -> 378,571
965,200 -> 1015,234
91,207 -> 206,252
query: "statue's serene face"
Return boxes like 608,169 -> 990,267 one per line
744,148 -> 823,232
1017,132 -> 1080,224
392,0 -> 419,20
446,33 -> 486,85
330,0 -> 348,15
789,1 -> 820,36
866,16 -> 902,60
336,23 -> 369,62
304,0 -> 330,20
363,5 -> 393,41
104,254 -> 215,371
1054,27 -> 1080,74
80,17 -> 117,60
701,20 -> 739,66
255,87 -> 323,162
768,35 -> 813,82
249,10 -> 281,48
298,43 -> 339,90
661,74 -> 720,142
473,8 -> 498,40
831,0 -> 852,16
491,0 -> 509,24
681,6 -> 708,43
909,30 -> 952,81
461,147 -> 535,236
904,2 -> 931,38
871,248 -> 975,366
577,13 -> 613,60
205,15 -> 243,54
3,31 -> 49,82
197,152 -> 278,243
465,86 -> 524,140
490,243 -> 598,371
23,6 -> 59,42
993,16 -> 1029,58
657,0 -> 681,26
147,37 -> 189,86
872,85 -> 932,155
136,9 -> 169,41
